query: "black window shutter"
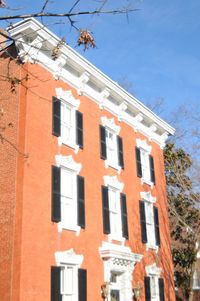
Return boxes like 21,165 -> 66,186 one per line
100,125 -> 107,160
52,96 -> 61,137
77,175 -> 85,229
52,165 -> 61,222
159,278 -> 165,301
149,154 -> 156,184
78,269 -> 87,301
144,276 -> 151,301
136,147 -> 142,178
154,206 -> 160,247
101,186 -> 110,234
76,111 -> 83,149
117,136 -> 124,169
139,200 -> 147,243
51,266 -> 62,301
120,193 -> 129,239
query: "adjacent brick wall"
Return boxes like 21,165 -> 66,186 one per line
0,45 -> 24,301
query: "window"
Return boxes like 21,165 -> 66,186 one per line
51,155 -> 85,232
136,139 -> 155,186
100,117 -> 124,171
52,88 -> 83,151
51,249 -> 87,301
145,264 -> 165,301
101,176 -> 128,241
139,192 -> 160,249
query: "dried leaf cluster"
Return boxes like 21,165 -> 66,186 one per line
77,29 -> 96,50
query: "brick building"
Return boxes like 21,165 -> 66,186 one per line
0,18 -> 176,301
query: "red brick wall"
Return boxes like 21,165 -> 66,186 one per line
0,46 -> 22,301
0,54 -> 176,301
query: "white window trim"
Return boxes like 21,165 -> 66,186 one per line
140,192 -> 158,251
55,155 -> 82,234
99,242 -> 143,301
136,138 -> 154,187
56,88 -> 80,153
146,263 -> 162,301
55,249 -> 84,301
104,176 -> 124,242
101,116 -> 121,173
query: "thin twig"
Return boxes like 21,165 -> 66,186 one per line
0,134 -> 28,158
41,0 -> 49,13
68,0 -> 81,14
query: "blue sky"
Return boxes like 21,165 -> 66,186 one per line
1,0 -> 200,121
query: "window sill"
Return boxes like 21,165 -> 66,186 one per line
146,243 -> 158,252
108,234 -> 125,244
57,222 -> 81,236
105,160 -> 121,174
193,287 -> 200,290
141,177 -> 154,188
58,137 -> 79,154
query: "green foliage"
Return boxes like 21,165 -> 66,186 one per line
164,143 -> 200,300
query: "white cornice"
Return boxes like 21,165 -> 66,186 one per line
8,18 -> 175,147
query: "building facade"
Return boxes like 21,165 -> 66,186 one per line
0,18 -> 176,301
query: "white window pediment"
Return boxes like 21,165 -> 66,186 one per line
55,155 -> 82,173
101,116 -> 120,134
56,88 -> 80,109
136,138 -> 152,153
140,191 -> 156,204
104,176 -> 124,192
55,249 -> 84,266
146,263 -> 161,277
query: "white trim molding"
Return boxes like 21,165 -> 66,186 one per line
8,18 -> 175,148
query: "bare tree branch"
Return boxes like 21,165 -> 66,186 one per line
0,8 -> 139,21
